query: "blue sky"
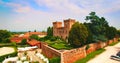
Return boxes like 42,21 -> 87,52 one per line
0,0 -> 120,32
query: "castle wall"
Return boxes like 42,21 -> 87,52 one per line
53,19 -> 75,39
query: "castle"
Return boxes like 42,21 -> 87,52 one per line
53,19 -> 76,39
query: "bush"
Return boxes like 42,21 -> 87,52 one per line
4,38 -> 11,43
85,45 -> 90,50
21,39 -> 27,45
49,57 -> 61,63
50,37 -> 56,41
11,42 -> 17,47
30,34 -> 39,40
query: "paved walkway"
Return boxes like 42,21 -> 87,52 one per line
87,42 -> 120,63
18,49 -> 45,63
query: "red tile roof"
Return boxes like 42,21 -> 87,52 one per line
11,37 -> 23,43
24,32 -> 47,36
27,40 -> 41,46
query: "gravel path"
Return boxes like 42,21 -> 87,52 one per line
87,42 -> 120,63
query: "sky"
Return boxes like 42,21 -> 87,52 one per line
0,0 -> 120,32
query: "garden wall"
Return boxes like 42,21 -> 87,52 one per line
62,46 -> 86,63
41,42 -> 61,58
40,38 -> 119,63
61,38 -> 119,63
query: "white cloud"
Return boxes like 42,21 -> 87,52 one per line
34,0 -> 88,15
14,6 -> 31,13
1,0 -> 120,31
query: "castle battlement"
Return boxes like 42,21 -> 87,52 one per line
53,18 -> 76,39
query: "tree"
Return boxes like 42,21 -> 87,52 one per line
42,30 -> 46,33
30,34 -> 39,40
85,12 -> 109,42
34,30 -> 36,32
0,30 -> 11,42
117,30 -> 120,37
68,22 -> 88,47
106,26 -> 117,39
85,12 -> 108,35
21,39 -> 27,45
47,27 -> 53,36
84,23 -> 94,44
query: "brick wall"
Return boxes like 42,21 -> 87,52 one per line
113,38 -> 119,42
86,43 -> 96,54
40,38 -> 119,63
61,38 -> 119,63
62,46 -> 86,63
41,42 -> 61,58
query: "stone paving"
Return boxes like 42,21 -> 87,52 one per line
18,49 -> 45,63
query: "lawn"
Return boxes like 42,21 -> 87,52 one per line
45,39 -> 73,50
75,48 -> 105,63
50,42 -> 73,50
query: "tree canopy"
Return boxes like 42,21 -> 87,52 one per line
21,39 -> 27,45
85,12 -> 109,36
117,30 -> 120,37
0,30 -> 11,42
85,12 -> 109,42
106,26 -> 117,39
68,22 -> 88,47
47,27 -> 53,37
30,34 -> 39,40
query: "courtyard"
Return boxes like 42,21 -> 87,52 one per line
0,47 -> 15,56
18,48 -> 46,63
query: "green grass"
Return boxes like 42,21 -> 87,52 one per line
0,43 -> 13,47
45,40 -> 73,50
75,48 -> 105,63
49,57 -> 61,63
50,43 -> 73,50
109,42 -> 119,46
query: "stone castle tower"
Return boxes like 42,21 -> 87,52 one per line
53,19 -> 75,39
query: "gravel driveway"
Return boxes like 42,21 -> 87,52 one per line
87,42 -> 120,63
